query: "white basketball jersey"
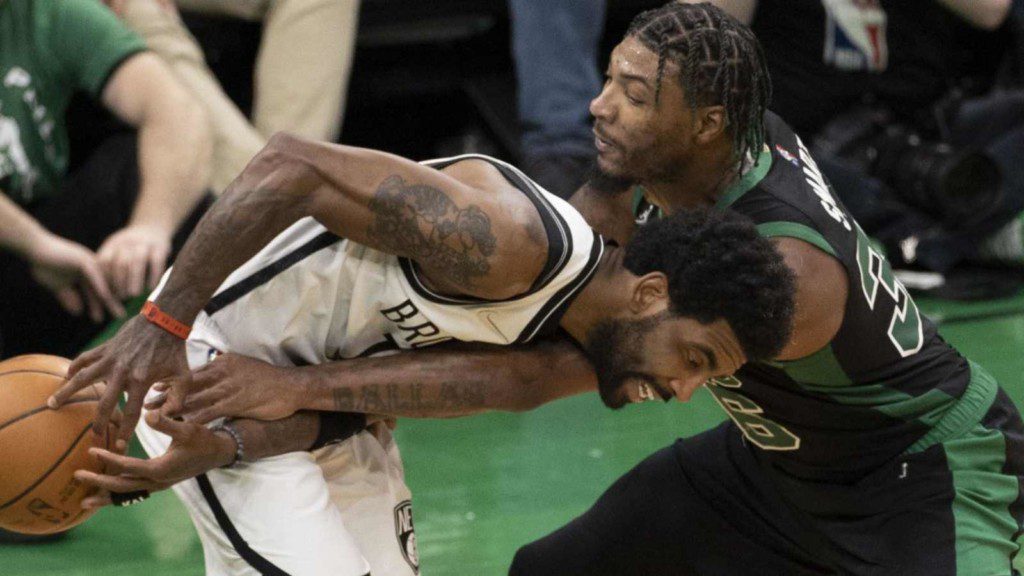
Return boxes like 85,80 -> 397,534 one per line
175,154 -> 603,366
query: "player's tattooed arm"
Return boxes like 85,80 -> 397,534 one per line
176,339 -> 597,423
312,339 -> 597,418
289,134 -> 546,299
366,175 -> 496,287
156,132 -> 546,323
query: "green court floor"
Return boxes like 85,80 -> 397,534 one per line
3,293 -> 1024,575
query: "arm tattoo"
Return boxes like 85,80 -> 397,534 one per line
331,381 -> 488,416
367,175 -> 497,287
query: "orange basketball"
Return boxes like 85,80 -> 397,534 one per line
0,354 -> 112,535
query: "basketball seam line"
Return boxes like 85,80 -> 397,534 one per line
0,369 -> 68,380
0,398 -> 97,433
0,423 -> 92,510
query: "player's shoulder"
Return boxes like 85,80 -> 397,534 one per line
738,112 -> 840,227
421,153 -> 593,240
423,154 -> 519,194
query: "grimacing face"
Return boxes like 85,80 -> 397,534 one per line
583,312 -> 747,410
590,36 -> 697,182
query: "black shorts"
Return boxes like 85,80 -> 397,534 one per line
510,388 -> 1024,575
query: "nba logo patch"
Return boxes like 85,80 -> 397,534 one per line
775,144 -> 800,167
822,0 -> 888,72
207,348 -> 222,363
394,500 -> 419,573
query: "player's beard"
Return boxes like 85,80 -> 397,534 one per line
582,315 -> 663,409
586,162 -> 636,197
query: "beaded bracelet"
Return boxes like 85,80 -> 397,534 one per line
211,420 -> 246,468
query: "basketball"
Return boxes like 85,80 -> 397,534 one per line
0,354 -> 112,535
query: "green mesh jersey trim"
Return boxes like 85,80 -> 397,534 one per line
756,221 -> 838,258
715,146 -> 773,209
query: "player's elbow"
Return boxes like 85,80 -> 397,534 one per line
258,132 -> 313,176
265,131 -> 307,154
230,134 -> 322,203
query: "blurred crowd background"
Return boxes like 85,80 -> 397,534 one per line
2,0 -> 1024,362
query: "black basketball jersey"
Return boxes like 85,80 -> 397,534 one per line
635,112 -> 991,482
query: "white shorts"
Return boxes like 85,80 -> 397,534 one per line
135,312 -> 419,576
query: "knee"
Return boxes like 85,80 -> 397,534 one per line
508,542 -> 540,575
509,537 -> 577,576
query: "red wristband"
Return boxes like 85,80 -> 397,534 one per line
141,301 -> 191,340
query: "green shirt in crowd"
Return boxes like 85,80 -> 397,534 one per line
0,0 -> 145,205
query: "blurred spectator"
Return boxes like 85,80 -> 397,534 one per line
109,0 -> 360,192
510,0 -> 605,198
0,0 -> 211,359
690,0 -> 1023,293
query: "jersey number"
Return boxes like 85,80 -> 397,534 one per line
854,229 -> 924,357
706,376 -> 801,451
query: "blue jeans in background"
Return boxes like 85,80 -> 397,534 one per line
509,0 -> 605,160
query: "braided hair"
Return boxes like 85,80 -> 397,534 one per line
627,2 -> 772,164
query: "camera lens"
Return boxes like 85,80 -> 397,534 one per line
873,130 -> 1001,227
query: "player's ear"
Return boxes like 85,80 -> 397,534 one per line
694,105 -> 727,146
630,272 -> 670,315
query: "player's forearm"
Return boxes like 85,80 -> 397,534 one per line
131,91 -> 211,234
296,340 -> 597,418
153,136 -> 322,323
230,411 -> 321,462
0,191 -> 49,258
935,0 -> 1011,29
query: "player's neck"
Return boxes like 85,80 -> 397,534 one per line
559,245 -> 629,344
642,143 -> 737,212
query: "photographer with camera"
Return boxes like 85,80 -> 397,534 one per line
688,0 -> 1023,296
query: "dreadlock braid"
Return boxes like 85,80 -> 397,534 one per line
627,2 -> 772,164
